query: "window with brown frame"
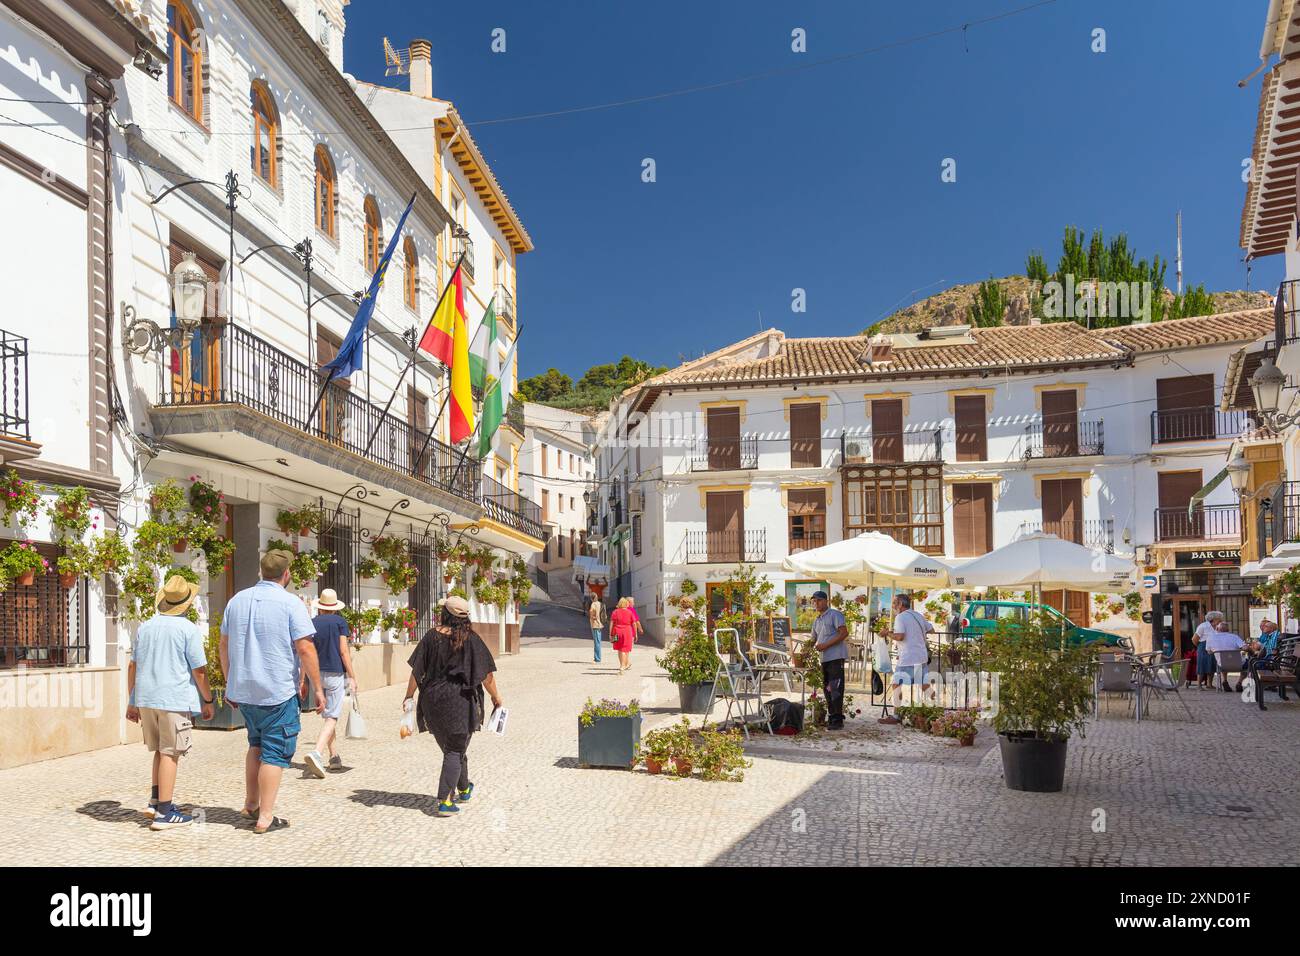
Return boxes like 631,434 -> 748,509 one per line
787,488 -> 826,554
250,83 -> 277,186
632,514 -> 642,555
167,3 -> 203,123
953,395 -> 988,462
842,463 -> 943,554
403,237 -> 418,310
363,197 -> 381,273
789,402 -> 821,468
314,146 -> 336,238
952,483 -> 993,557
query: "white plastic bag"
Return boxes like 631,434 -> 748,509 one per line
399,697 -> 417,739
345,695 -> 368,740
872,637 -> 893,673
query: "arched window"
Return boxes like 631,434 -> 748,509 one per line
403,237 -> 419,309
314,146 -> 336,238
250,82 -> 277,187
166,3 -> 203,122
363,196 -> 381,273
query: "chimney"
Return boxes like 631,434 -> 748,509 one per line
869,333 -> 894,365
409,39 -> 432,98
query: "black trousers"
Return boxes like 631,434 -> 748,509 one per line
436,747 -> 470,802
822,658 -> 845,723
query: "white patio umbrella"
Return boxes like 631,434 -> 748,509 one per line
782,531 -> 952,588
949,533 -> 1135,594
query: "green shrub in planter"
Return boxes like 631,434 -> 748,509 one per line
981,614 -> 1097,792
695,726 -> 751,782
578,698 -> 641,769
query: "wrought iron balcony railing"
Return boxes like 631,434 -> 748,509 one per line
691,436 -> 759,471
1150,407 -> 1248,444
481,472 -> 544,540
1023,418 -> 1104,459
0,330 -> 30,441
1153,504 -> 1240,542
497,285 -> 515,327
1018,518 -> 1114,552
685,529 -> 766,564
155,323 -> 491,506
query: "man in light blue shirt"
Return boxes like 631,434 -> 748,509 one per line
220,548 -> 323,833
126,574 -> 214,831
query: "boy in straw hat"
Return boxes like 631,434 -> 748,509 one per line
126,573 -> 215,831
303,588 -> 357,778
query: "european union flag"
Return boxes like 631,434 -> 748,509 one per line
323,193 -> 416,378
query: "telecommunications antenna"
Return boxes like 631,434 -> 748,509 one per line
383,37 -> 410,77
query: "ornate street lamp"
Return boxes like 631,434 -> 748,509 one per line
1249,356 -> 1287,423
121,251 -> 211,355
1227,452 -> 1251,495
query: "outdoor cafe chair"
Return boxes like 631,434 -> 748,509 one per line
1136,657 -> 1194,721
1214,650 -> 1245,693
1095,658 -> 1141,721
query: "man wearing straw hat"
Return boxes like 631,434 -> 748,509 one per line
303,588 -> 357,778
126,573 -> 215,831
220,548 -> 324,834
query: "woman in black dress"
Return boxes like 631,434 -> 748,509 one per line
404,596 -> 503,817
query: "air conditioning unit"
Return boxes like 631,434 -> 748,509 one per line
628,489 -> 644,513
844,441 -> 866,462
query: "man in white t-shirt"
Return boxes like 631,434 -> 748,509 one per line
891,593 -> 934,690
1206,619 -> 1246,694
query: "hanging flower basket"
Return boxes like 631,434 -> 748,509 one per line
16,569 -> 35,586
173,538 -> 188,554
58,571 -> 78,588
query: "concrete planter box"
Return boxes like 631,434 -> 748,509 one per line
578,713 -> 641,769
195,698 -> 244,731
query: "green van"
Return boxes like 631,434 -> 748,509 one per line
958,600 -> 1131,649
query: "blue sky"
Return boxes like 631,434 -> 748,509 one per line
346,0 -> 1277,380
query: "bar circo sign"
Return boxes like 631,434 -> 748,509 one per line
1174,549 -> 1241,568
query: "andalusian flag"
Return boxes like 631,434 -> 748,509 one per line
417,262 -> 474,443
468,297 -> 497,393
479,325 -> 519,459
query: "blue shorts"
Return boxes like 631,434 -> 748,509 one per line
895,664 -> 929,686
239,696 -> 300,768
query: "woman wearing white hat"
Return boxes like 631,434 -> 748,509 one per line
303,588 -> 357,778
403,595 -> 503,817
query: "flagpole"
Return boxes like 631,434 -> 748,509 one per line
304,367 -> 339,431
363,345 -> 417,457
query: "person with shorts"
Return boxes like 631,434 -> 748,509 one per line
220,548 -> 324,833
891,593 -> 934,692
126,574 -> 214,831
303,588 -> 357,777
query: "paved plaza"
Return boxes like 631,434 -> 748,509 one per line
0,610 -> 1297,866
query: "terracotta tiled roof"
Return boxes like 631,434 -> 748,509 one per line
1094,309 -> 1272,352
641,310 -> 1275,391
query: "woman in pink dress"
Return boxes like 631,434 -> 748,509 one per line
609,597 -> 643,673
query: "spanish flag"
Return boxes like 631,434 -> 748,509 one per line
418,263 -> 474,443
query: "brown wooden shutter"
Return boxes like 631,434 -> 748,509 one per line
953,395 -> 987,462
871,399 -> 903,463
1040,478 -> 1083,544
1156,375 -> 1215,441
408,387 -> 429,473
705,491 -> 744,561
707,407 -> 741,469
1041,390 -> 1078,457
789,403 -> 821,468
952,483 -> 993,557
1158,470 -> 1205,538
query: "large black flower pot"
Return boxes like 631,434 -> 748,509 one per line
578,713 -> 642,769
998,732 -> 1068,792
677,681 -> 715,715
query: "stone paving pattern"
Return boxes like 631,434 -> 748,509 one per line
0,626 -> 1296,866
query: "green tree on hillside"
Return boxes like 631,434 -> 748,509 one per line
1167,283 -> 1216,321
1027,227 -> 1170,327
518,368 -> 572,402
518,356 -> 668,411
969,277 -> 1009,327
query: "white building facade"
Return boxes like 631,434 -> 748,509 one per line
591,315 -> 1271,652
0,0 -> 542,767
518,402 -> 596,578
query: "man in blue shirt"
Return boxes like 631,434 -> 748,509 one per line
303,588 -> 356,778
1237,619 -> 1281,693
810,591 -> 848,730
220,548 -> 323,833
126,574 -> 214,831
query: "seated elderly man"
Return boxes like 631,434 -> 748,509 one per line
1236,619 -> 1281,694
1205,620 -> 1247,694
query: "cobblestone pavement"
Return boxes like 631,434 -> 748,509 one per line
0,635 -> 1296,866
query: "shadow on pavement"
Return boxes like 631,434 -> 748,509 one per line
349,788 -> 439,816
75,800 -> 251,830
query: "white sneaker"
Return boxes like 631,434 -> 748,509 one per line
305,751 -> 327,779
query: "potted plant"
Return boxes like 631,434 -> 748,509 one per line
275,508 -> 298,535
982,615 -> 1096,793
0,469 -> 41,528
639,717 -> 692,775
358,606 -> 383,642
931,706 -> 979,746
659,579 -> 720,714
50,485 -> 92,540
696,726 -> 750,781
357,556 -> 382,580
148,478 -> 186,521
56,541 -> 94,588
91,532 -> 131,576
578,697 -> 641,769
0,540 -> 48,586
295,505 -> 322,537
187,476 -> 224,528
195,616 -> 244,730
